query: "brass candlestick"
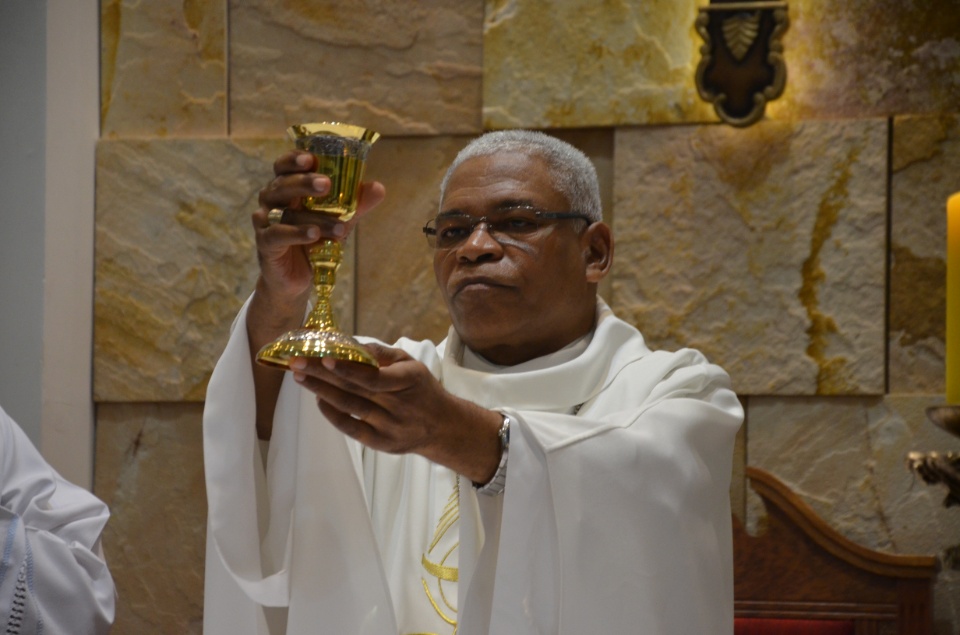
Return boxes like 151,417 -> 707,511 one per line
256,122 -> 380,369
906,405 -> 960,510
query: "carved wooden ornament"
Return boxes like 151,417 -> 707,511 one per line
695,1 -> 789,127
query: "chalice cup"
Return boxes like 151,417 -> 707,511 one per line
256,122 -> 380,369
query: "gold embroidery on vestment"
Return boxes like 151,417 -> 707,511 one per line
413,476 -> 460,634
421,548 -> 459,582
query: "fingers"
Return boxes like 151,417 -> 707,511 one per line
290,356 -> 381,394
251,208 -> 327,258
252,206 -> 324,236
260,149 -> 386,221
258,171 -> 331,212
265,179 -> 385,233
302,372 -> 415,452
355,181 -> 387,220
254,206 -> 348,237
260,150 -> 328,212
290,348 -> 414,389
319,401 -> 378,445
288,352 -> 419,419
362,342 -> 412,368
290,353 -> 438,456
273,150 -> 315,175
316,399 -> 416,454
302,373 -> 384,421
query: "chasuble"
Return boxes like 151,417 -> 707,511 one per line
203,298 -> 743,635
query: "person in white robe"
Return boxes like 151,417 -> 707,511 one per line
203,130 -> 744,635
0,405 -> 115,634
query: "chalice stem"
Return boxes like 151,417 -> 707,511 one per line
255,236 -> 376,369
303,239 -> 341,332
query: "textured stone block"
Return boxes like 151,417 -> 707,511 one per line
889,114 -> 960,394
767,0 -> 960,121
551,129 -> 616,301
357,130 -> 615,345
612,119 -> 887,395
357,136 -> 463,344
482,0 -> 960,128
101,0 -> 226,137
94,137 -> 358,401
483,1 -> 712,128
94,403 -> 206,634
746,395 -> 960,629
228,1 -> 483,136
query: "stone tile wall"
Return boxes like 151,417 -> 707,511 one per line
94,1 -> 960,632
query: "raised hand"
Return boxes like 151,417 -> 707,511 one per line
248,150 -> 386,439
253,150 -> 386,307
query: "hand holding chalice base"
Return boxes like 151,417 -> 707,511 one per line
256,122 -> 380,369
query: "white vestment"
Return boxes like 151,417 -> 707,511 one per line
0,406 -> 115,635
203,297 -> 743,635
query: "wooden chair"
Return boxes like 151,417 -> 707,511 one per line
734,467 -> 939,635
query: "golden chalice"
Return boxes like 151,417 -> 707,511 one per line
256,122 -> 380,369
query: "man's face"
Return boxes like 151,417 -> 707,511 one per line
433,152 -> 600,365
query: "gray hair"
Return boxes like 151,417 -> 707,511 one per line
439,130 -> 603,223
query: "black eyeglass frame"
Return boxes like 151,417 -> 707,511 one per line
422,206 -> 594,249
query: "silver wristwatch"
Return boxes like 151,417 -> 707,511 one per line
474,413 -> 510,496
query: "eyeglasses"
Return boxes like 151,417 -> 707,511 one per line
422,205 -> 593,249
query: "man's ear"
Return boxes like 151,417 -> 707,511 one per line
582,222 -> 613,283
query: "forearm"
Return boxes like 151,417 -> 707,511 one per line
247,277 -> 309,440
418,398 -> 504,486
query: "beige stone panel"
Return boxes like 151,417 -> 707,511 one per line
890,115 -> 960,394
228,1 -> 483,137
483,0 -> 714,128
101,0 -> 226,137
94,402 -> 206,634
357,130 -> 615,344
746,395 -> 960,630
550,129 -> 615,302
612,120 -> 887,395
766,0 -> 960,120
94,137 -> 358,401
481,0 -> 959,128
356,136 -> 461,344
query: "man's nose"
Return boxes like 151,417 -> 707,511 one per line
457,222 -> 503,261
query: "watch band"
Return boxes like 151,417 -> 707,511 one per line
474,413 -> 510,496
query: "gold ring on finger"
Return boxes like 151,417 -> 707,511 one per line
267,208 -> 286,226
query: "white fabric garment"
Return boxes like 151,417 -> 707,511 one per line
203,297 -> 743,635
0,406 -> 115,635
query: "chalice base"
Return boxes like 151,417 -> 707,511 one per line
256,328 -> 378,370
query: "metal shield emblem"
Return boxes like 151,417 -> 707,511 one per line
695,1 -> 789,127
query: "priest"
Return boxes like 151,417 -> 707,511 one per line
203,130 -> 743,634
0,406 -> 115,634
